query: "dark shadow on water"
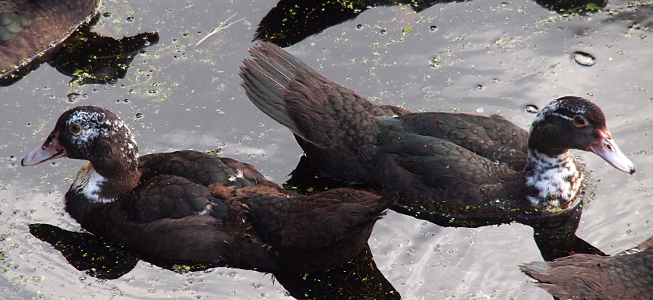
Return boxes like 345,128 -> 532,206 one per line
47,27 -> 159,85
0,18 -> 159,86
254,0 -> 607,47
286,155 -> 606,261
29,223 -> 400,299
29,223 -> 139,280
274,245 -> 400,300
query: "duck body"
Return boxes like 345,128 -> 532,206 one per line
241,42 -> 635,227
22,106 -> 396,273
520,236 -> 653,300
0,0 -> 101,77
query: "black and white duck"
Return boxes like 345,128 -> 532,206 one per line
21,105 -> 396,273
521,236 -> 653,299
240,42 -> 635,227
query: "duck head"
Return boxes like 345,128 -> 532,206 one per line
529,96 -> 635,175
22,106 -> 140,203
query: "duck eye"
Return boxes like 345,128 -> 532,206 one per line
573,115 -> 587,127
69,123 -> 82,134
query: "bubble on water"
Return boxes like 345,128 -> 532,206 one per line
525,104 -> 539,113
67,93 -> 80,103
573,51 -> 596,67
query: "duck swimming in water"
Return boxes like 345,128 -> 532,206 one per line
21,105 -> 396,273
240,42 -> 635,227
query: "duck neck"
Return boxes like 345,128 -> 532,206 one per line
524,149 -> 583,213
66,159 -> 141,222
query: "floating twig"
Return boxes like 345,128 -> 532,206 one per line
195,13 -> 245,47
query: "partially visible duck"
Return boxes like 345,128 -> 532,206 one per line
520,236 -> 653,299
240,42 -> 635,227
0,0 -> 101,78
21,106 -> 396,273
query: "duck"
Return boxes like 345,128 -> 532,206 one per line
240,42 -> 635,227
21,105 -> 396,274
0,0 -> 101,78
520,236 -> 653,299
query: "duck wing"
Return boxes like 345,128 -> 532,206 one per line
139,150 -> 266,188
395,112 -> 529,170
123,174 -> 229,223
238,188 -> 396,249
368,115 -> 522,190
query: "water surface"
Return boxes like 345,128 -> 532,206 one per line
1,0 -> 652,299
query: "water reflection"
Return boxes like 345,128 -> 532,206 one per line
3,0 -> 651,298
30,223 -> 400,299
47,27 -> 159,85
29,224 -> 139,280
254,0 -> 607,47
0,20 -> 159,86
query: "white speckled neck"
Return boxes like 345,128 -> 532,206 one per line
71,162 -> 116,204
525,149 -> 583,212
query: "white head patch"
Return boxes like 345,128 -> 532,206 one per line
67,109 -> 138,164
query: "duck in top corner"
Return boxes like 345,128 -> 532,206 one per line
240,41 -> 635,228
21,105 -> 396,274
1,0 -> 101,79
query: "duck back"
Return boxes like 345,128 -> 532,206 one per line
521,237 -> 653,300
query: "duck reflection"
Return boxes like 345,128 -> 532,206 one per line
254,0 -> 607,47
47,26 -> 159,85
29,223 -> 139,280
0,2 -> 159,86
29,223 -> 400,299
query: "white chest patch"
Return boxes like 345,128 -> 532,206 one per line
228,169 -> 244,182
525,150 -> 583,212
71,162 -> 115,203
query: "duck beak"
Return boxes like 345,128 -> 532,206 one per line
21,132 -> 67,166
588,130 -> 636,175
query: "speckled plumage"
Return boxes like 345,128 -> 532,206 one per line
22,106 -> 396,273
521,236 -> 653,300
241,42 -> 634,227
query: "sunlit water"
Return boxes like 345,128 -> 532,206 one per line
1,0 -> 653,299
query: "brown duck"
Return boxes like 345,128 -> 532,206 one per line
21,105 -> 396,273
241,42 -> 635,227
521,236 -> 653,299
